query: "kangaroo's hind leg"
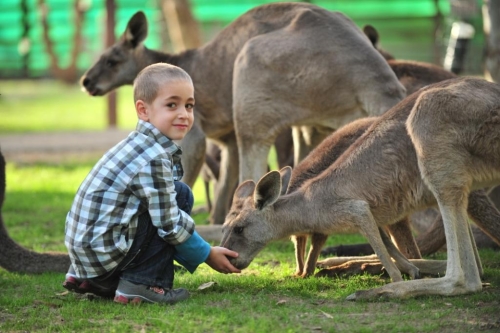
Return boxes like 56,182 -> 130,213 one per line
379,228 -> 420,280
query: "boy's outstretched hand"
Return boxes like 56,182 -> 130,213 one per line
205,246 -> 241,274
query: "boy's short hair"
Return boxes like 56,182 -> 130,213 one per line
133,63 -> 193,104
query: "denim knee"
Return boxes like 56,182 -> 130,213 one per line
174,181 -> 194,215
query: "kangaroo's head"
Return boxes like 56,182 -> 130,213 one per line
80,11 -> 149,96
220,167 -> 292,270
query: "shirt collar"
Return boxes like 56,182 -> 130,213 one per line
135,119 -> 182,156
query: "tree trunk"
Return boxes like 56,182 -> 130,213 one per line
160,0 -> 202,52
38,0 -> 86,84
484,0 -> 500,82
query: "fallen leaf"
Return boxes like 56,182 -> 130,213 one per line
320,311 -> 333,319
55,291 -> 69,296
276,300 -> 287,305
198,281 -> 217,290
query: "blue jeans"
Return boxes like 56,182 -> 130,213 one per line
84,181 -> 194,290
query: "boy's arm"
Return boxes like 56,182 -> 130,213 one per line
175,234 -> 241,274
174,230 -> 211,273
132,158 -> 194,245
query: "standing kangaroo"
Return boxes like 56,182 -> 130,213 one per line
80,3 -> 405,224
221,77 -> 500,299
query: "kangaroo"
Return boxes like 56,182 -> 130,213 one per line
0,151 -> 70,273
287,118 -> 421,278
221,77 -> 500,299
80,3 -> 406,224
290,116 -> 500,278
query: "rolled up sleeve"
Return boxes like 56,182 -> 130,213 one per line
174,231 -> 211,273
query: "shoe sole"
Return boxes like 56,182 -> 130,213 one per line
114,294 -> 146,304
63,279 -> 115,298
62,279 -> 86,294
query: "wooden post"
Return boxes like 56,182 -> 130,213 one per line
484,0 -> 500,82
105,0 -> 117,128
161,0 -> 202,52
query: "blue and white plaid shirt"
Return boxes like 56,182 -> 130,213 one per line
65,120 -> 195,278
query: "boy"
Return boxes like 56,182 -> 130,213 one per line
63,63 -> 240,305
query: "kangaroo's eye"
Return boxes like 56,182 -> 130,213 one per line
234,227 -> 244,235
105,59 -> 117,67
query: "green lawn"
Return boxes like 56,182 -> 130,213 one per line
0,79 -> 137,133
1,80 -> 499,332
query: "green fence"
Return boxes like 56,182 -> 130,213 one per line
0,0 -> 487,79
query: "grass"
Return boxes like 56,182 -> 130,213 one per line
1,79 -> 500,332
0,79 -> 137,133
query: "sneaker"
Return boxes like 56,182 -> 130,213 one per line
62,276 -> 115,298
114,279 -> 189,305
62,276 -> 82,292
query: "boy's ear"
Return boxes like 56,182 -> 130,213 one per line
136,100 -> 149,121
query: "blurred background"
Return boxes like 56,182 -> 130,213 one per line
0,0 -> 489,80
0,0 -> 494,134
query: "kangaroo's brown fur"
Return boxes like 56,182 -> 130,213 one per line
290,116 -> 500,277
80,3 -> 406,224
0,151 -> 70,273
221,77 -> 500,299
290,24 -> 457,168
287,118 -> 422,277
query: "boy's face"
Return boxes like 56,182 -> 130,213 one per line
136,79 -> 195,140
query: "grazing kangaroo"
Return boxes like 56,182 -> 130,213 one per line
80,3 -> 406,224
221,77 -> 500,299
290,115 -> 500,278
287,118 -> 422,278
0,151 -> 70,273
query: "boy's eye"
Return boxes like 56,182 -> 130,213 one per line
186,103 -> 194,109
167,103 -> 177,108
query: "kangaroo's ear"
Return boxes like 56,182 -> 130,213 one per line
123,11 -> 148,48
233,180 -> 256,201
362,25 -> 379,47
254,171 -> 281,210
279,166 -> 292,196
